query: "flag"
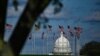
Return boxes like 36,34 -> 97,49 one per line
34,23 -> 40,31
47,25 -> 52,31
67,25 -> 74,37
41,32 -> 45,39
43,25 -> 47,29
77,27 -> 82,33
59,25 -> 65,34
29,33 -> 32,40
74,27 -> 82,39
5,24 -> 12,30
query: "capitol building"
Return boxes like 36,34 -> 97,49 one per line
50,32 -> 72,55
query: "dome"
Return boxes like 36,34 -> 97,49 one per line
53,32 -> 71,55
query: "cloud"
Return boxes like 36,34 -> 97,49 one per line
85,27 -> 100,41
85,11 -> 100,21
42,5 -> 68,19
54,12 -> 67,19
7,0 -> 27,18
7,0 -> 69,19
7,5 -> 25,18
8,0 -> 27,6
91,30 -> 100,39
88,30 -> 100,42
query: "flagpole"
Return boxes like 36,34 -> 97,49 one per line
77,38 -> 80,56
31,32 -> 33,54
33,32 -> 35,54
75,38 -> 80,56
46,32 -> 48,54
43,36 -> 44,54
53,32 -> 55,54
75,36 -> 77,56
72,35 -> 74,56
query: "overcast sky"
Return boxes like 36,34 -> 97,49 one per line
4,0 -> 100,54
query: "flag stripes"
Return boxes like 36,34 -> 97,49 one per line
5,23 -> 13,30
74,27 -> 82,39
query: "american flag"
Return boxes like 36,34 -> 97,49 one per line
34,23 -> 40,31
47,25 -> 52,31
67,25 -> 74,37
5,23 -> 12,30
74,27 -> 82,39
59,25 -> 65,34
29,33 -> 32,40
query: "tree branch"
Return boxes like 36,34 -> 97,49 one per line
8,0 -> 51,56
0,0 -> 8,52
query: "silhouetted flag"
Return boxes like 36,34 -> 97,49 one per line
43,25 -> 47,29
5,24 -> 12,30
59,25 -> 65,34
34,23 -> 40,31
41,32 -> 45,39
48,25 -> 52,31
29,33 -> 32,40
40,14 -> 49,23
67,25 -> 74,37
74,27 -> 82,39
